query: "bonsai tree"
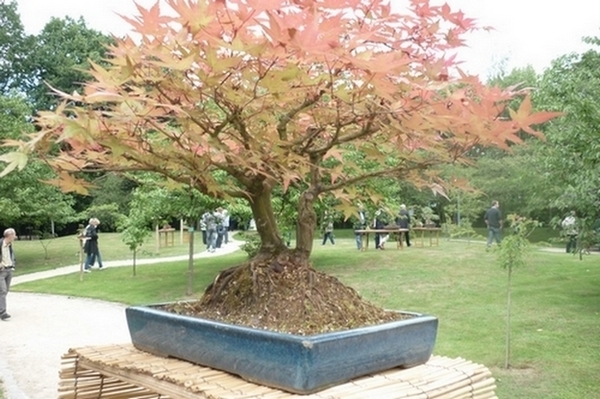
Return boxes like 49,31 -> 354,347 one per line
420,206 -> 440,227
1,0 -> 558,333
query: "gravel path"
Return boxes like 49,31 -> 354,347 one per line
0,241 -> 243,399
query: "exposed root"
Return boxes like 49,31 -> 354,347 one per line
162,250 -> 410,335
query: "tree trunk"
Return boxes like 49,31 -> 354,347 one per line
186,227 -> 194,295
504,265 -> 512,369
295,190 -> 318,256
249,186 -> 287,255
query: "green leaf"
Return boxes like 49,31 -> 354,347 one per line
0,151 -> 29,178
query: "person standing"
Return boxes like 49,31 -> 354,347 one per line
83,218 -> 104,272
353,204 -> 367,250
199,215 -> 207,245
222,208 -> 230,244
321,211 -> 335,245
561,211 -> 578,253
202,210 -> 218,252
396,204 -> 411,247
374,209 -> 389,249
0,228 -> 17,321
215,207 -> 225,249
484,201 -> 503,250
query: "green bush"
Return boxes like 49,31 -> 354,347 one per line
238,232 -> 261,258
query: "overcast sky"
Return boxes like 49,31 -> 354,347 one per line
15,0 -> 600,79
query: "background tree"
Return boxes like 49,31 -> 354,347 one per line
118,208 -> 152,276
534,38 -> 600,237
0,94 -> 76,233
87,173 -> 137,214
78,203 -> 123,232
495,214 -> 540,369
24,16 -> 115,112
0,4 -> 115,236
0,1 -> 34,94
5,0 -> 558,333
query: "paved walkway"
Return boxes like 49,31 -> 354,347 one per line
1,240 -> 243,399
11,239 -> 244,285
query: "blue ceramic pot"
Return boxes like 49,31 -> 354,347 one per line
126,304 -> 438,394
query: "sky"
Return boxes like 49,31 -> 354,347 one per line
14,0 -> 600,79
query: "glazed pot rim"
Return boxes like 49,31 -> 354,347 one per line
126,302 -> 437,340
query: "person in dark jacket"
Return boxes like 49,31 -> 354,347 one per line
484,201 -> 503,250
352,204 -> 368,250
374,209 -> 389,249
395,204 -> 411,247
0,228 -> 17,321
83,218 -> 104,272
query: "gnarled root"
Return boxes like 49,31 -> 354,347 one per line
164,249 -> 406,335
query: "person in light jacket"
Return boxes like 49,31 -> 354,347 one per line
0,228 -> 17,321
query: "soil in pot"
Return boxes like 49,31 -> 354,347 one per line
161,250 -> 411,335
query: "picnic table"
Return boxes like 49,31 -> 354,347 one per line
59,343 -> 498,399
158,227 -> 176,247
412,227 -> 442,247
355,228 -> 410,250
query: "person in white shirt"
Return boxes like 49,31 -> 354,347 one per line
0,228 -> 17,321
561,211 -> 578,254
222,209 -> 230,244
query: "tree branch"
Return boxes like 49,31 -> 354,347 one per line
277,89 -> 327,141
316,161 -> 438,195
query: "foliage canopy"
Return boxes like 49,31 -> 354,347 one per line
4,0 -> 558,256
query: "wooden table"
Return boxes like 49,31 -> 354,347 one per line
412,227 -> 442,247
158,228 -> 176,248
355,229 -> 410,250
59,344 -> 498,399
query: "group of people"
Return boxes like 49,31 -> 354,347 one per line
485,201 -> 588,254
200,207 -> 230,253
349,204 -> 412,250
1,219 -> 104,322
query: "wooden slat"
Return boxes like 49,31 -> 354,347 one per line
59,344 -> 497,399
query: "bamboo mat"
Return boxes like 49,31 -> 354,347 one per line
59,344 -> 497,399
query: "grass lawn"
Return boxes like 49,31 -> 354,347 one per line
471,226 -> 562,246
13,236 -> 599,399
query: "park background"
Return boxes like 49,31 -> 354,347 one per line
1,0 -> 600,398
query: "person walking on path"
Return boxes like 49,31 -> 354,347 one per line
0,228 -> 17,321
484,201 -> 503,250
561,210 -> 578,253
321,211 -> 335,245
202,209 -> 222,252
199,215 -> 207,245
215,207 -> 226,248
83,218 -> 104,272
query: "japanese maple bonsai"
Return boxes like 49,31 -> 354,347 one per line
3,0 -> 559,393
